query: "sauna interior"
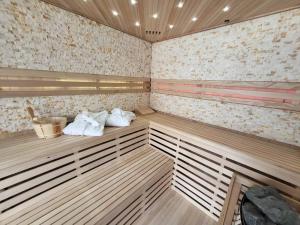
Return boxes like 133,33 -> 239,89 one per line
0,0 -> 300,224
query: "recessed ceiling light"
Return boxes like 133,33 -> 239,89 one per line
152,13 -> 158,19
223,5 -> 230,12
131,0 -> 137,5
192,17 -> 197,22
112,10 -> 118,16
135,21 -> 140,27
83,0 -> 87,2
177,1 -> 184,8
169,24 -> 174,29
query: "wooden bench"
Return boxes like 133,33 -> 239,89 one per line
1,113 -> 299,225
0,118 -> 173,225
141,113 -> 300,223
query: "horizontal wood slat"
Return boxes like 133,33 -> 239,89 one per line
0,68 -> 150,97
152,79 -> 300,111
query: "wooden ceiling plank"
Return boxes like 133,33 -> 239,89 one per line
40,0 -> 300,42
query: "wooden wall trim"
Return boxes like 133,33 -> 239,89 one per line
0,68 -> 150,97
152,79 -> 300,111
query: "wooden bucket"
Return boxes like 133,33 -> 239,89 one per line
27,107 -> 67,139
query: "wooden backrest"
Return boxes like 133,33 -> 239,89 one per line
0,121 -> 149,215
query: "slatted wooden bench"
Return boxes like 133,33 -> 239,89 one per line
0,118 -> 173,225
141,113 -> 300,223
1,113 -> 299,225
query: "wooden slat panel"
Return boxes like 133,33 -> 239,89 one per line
0,163 -> 75,202
148,122 -> 228,221
120,140 -> 148,156
59,154 -> 165,225
135,189 -> 217,225
41,0 -> 300,43
100,195 -> 143,225
0,147 -> 174,225
0,119 -> 150,220
0,154 -> 75,190
119,128 -> 148,144
0,118 -> 148,170
174,183 -> 219,221
152,79 -> 300,111
77,139 -> 116,159
78,146 -> 117,167
145,113 -> 300,223
142,113 -> 300,186
0,172 -> 77,213
1,149 -> 152,224
0,68 -> 150,97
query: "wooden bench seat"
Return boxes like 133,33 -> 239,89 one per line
0,146 -> 173,225
141,112 -> 300,223
1,113 -> 299,225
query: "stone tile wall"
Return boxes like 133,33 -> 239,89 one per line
151,9 -> 300,146
0,0 -> 151,134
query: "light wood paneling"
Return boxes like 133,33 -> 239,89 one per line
0,68 -> 150,97
143,112 -> 300,222
135,189 -> 217,225
41,0 -> 300,42
152,79 -> 300,111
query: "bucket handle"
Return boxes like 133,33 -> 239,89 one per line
27,107 -> 35,120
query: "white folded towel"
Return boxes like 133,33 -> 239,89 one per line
106,108 -> 136,127
63,111 -> 108,136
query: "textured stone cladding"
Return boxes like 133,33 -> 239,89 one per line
0,0 -> 151,134
151,9 -> 300,146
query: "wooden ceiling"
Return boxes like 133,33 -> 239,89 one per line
42,0 -> 300,43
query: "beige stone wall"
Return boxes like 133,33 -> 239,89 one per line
0,0 -> 151,134
151,9 -> 300,146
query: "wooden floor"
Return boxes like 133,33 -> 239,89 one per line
135,189 -> 217,225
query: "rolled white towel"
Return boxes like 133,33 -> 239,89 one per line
106,108 -> 136,127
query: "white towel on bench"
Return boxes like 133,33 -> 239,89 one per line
63,111 -> 108,136
106,108 -> 136,127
